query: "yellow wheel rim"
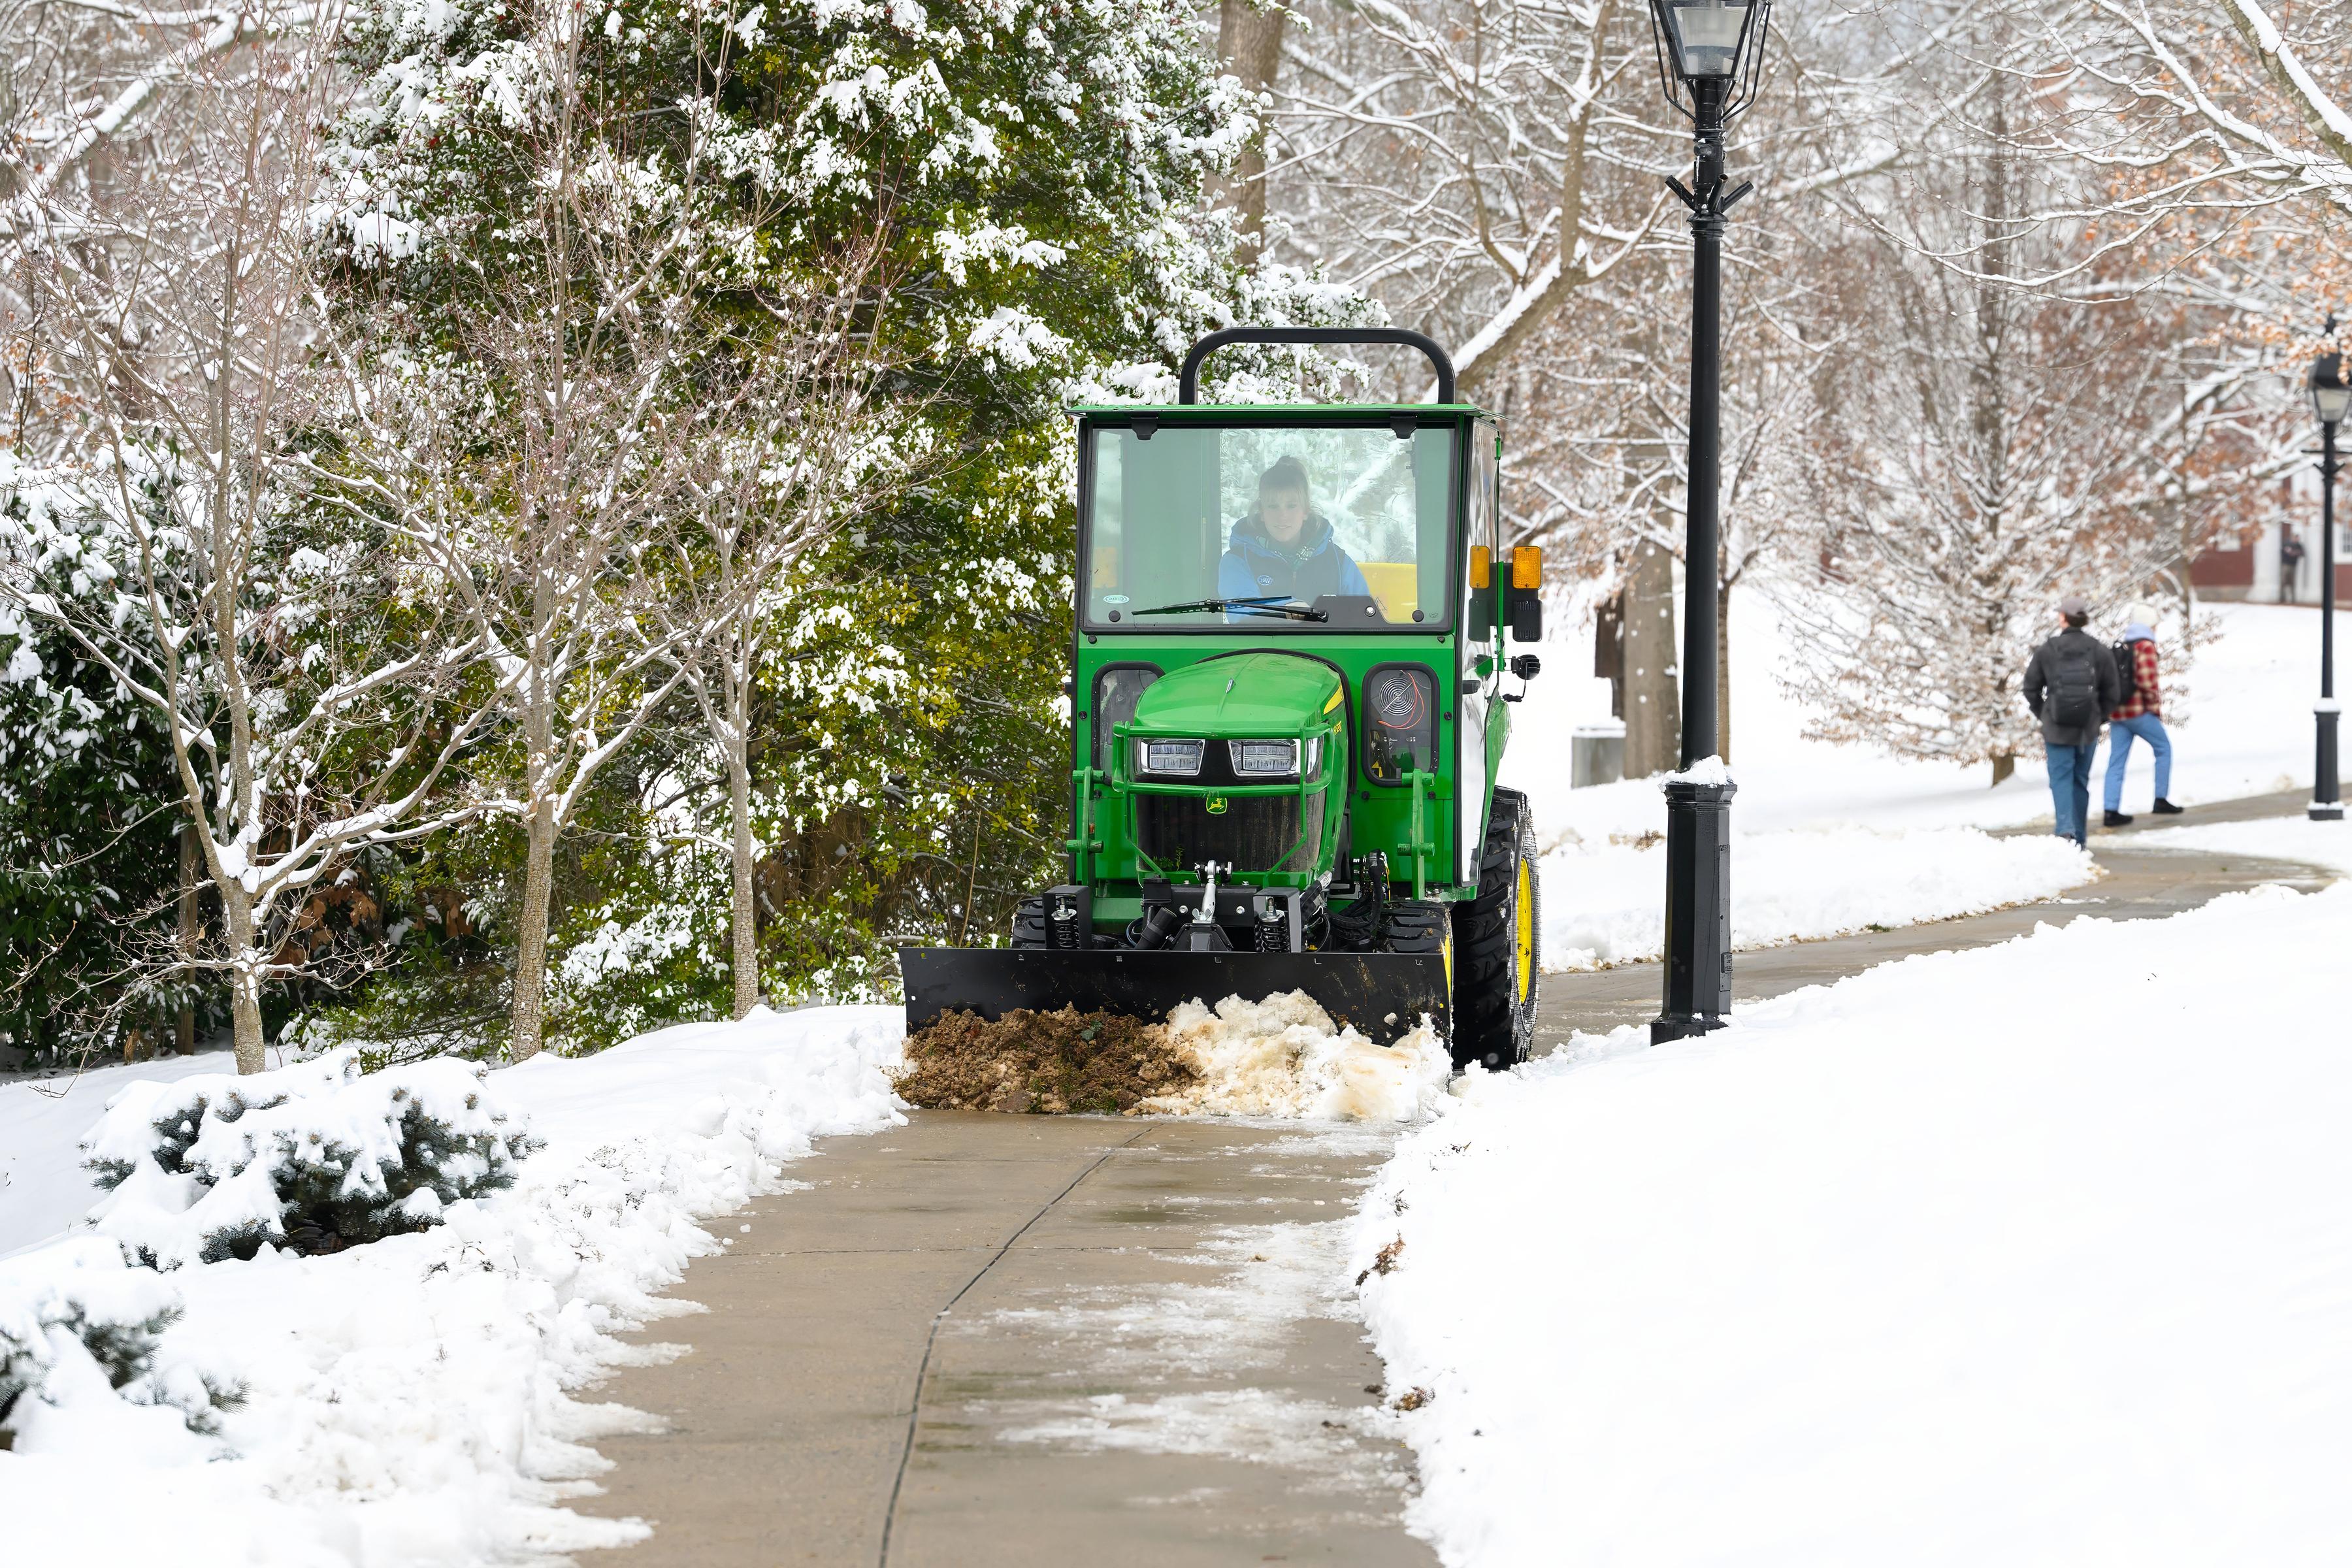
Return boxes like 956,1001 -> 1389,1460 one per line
1514,858 -> 1535,1004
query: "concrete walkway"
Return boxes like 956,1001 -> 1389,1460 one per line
581,798 -> 2333,1567
579,1115 -> 1431,1567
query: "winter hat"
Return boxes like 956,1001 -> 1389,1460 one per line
2125,600 -> 2158,628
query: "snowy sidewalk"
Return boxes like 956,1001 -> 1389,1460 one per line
576,1113 -> 1430,1567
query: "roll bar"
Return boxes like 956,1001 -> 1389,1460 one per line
1177,327 -> 1457,406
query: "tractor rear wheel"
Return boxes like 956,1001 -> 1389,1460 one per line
1011,895 -> 1049,949
1451,788 -> 1539,1071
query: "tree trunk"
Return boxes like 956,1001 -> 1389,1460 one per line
510,794 -> 558,1060
728,728 -> 757,1021
176,822 -> 199,1055
1215,0 -> 1288,259
1622,539 -> 1682,778
222,886 -> 266,1075
1991,749 -> 2016,787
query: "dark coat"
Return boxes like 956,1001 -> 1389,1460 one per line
2022,627 -> 2121,749
1217,512 -> 1371,606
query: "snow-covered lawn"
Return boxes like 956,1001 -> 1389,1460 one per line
1354,854 -> 2352,1565
1539,825 -> 2090,970
0,1006 -> 906,1566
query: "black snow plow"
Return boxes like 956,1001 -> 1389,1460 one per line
898,948 -> 1450,1047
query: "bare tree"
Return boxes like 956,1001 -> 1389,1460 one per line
1,5 -> 499,1072
1778,140 -> 2272,777
644,247 -> 926,1021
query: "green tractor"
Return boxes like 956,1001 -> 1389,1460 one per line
900,327 -> 1545,1070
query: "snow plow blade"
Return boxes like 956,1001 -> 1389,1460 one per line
896,948 -> 1449,1047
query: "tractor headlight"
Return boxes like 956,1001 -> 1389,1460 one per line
1230,739 -> 1300,777
1137,738 -> 1205,776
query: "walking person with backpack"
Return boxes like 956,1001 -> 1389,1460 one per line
2021,594 -> 2121,847
2101,602 -> 2183,827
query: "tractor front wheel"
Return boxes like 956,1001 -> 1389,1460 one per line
1451,788 -> 1540,1071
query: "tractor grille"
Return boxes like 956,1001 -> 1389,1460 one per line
1134,792 -> 1323,875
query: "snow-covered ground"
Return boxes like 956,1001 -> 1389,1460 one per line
1352,833 -> 2352,1566
1500,591 -> 2344,965
1539,825 -> 2090,970
1,1007 -> 906,1566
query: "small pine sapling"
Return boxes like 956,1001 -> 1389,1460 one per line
82,1050 -> 542,1267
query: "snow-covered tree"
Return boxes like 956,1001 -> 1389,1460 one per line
1,8 -> 504,1073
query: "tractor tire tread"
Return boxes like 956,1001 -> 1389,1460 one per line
1011,894 -> 1049,950
1451,787 -> 1538,1070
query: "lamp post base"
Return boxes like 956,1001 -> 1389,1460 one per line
1652,1011 -> 1731,1045
2317,704 -> 2342,822
1651,777 -> 1736,1046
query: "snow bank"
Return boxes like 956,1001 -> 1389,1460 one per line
1143,992 -> 1451,1123
1539,823 -> 2093,970
0,1004 -> 906,1566
1352,879 -> 2352,1565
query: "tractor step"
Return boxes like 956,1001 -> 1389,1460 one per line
897,948 -> 1449,1047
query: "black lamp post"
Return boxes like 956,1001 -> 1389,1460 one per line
1646,0 -> 1771,1044
2310,349 -> 2347,823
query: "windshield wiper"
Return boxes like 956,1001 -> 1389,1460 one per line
1131,596 -> 1330,623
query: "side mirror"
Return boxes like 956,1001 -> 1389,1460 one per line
1507,545 -> 1543,642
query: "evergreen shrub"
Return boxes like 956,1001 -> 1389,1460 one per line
81,1049 -> 540,1267
0,1237 -> 236,1446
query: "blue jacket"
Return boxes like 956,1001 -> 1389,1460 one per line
1216,512 -> 1370,607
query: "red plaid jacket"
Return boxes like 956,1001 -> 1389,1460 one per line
2110,638 -> 2161,721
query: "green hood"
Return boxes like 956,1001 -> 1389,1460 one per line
1127,653 -> 1343,738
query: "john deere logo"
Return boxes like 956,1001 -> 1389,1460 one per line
1206,795 -> 1229,815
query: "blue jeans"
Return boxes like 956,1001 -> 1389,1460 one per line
2103,714 -> 2172,811
2046,741 -> 2096,843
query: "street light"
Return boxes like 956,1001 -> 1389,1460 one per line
2309,348 -> 2345,822
1644,0 -> 1772,1044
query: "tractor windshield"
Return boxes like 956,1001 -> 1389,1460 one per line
1081,421 -> 1456,631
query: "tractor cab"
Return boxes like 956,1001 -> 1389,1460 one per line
900,328 -> 1546,1070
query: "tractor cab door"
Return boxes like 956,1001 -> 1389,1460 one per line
1456,421 -> 1501,878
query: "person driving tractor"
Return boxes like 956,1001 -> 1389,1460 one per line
1217,455 -> 1371,608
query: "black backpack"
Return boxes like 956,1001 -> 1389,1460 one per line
2110,640 -> 2139,709
2048,637 -> 2102,728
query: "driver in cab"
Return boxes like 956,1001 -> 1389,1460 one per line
1217,455 -> 1370,612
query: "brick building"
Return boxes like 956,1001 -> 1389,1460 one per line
2190,469 -> 2352,602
